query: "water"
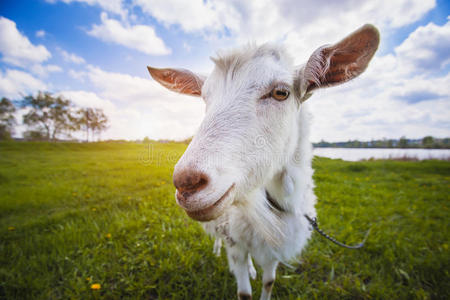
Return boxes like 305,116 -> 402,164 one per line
313,148 -> 450,161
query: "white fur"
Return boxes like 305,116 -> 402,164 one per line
176,44 -> 317,299
149,25 -> 379,299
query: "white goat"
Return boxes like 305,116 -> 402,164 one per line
148,24 -> 379,300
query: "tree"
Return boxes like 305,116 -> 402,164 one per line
77,108 -> 94,142
77,108 -> 108,142
91,108 -> 108,141
387,139 -> 394,148
422,136 -> 434,148
0,97 -> 16,140
23,130 -> 46,141
399,136 -> 408,148
21,92 -> 78,141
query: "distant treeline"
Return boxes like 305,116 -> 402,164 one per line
0,92 -> 108,142
313,137 -> 450,149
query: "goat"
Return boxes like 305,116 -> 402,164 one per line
148,24 -> 379,300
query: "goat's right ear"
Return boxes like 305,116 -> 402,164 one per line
295,24 -> 380,101
147,66 -> 205,97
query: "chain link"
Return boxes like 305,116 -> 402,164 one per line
304,214 -> 370,249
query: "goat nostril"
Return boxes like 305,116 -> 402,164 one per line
198,177 -> 207,188
173,170 -> 209,196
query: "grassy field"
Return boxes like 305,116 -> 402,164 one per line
0,142 -> 449,299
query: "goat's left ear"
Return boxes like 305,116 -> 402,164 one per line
296,24 -> 380,101
147,66 -> 205,97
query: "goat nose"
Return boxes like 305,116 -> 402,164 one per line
173,169 -> 209,201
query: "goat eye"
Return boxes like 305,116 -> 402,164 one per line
271,88 -> 290,101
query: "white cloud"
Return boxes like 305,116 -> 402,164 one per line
86,65 -> 163,102
69,11 -> 449,141
30,64 -> 63,77
395,19 -> 450,72
134,0 -> 240,32
59,49 -> 86,64
307,22 -> 450,142
87,12 -> 171,55
0,17 -> 67,83
59,90 -> 147,140
36,30 -> 46,38
0,17 -> 51,67
279,0 -> 436,65
59,90 -> 116,110
0,69 -> 47,99
68,69 -> 87,81
368,0 -> 436,28
46,0 -> 127,19
389,74 -> 450,103
4,1 -> 446,141
308,79 -> 450,141
133,0 -> 435,59
59,65 -> 205,140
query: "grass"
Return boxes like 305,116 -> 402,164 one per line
0,141 -> 449,299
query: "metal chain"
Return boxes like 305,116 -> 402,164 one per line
304,214 -> 371,249
265,190 -> 370,249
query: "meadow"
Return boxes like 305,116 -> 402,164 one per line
0,142 -> 449,299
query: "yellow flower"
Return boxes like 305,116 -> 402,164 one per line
91,207 -> 97,211
106,233 -> 111,239
8,226 -> 15,231
86,194 -> 91,198
128,196 -> 132,200
86,277 -> 91,281
91,283 -> 101,290
73,192 -> 77,196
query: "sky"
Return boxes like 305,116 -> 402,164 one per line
0,0 -> 449,142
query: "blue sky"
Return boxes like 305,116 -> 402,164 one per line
0,0 -> 449,141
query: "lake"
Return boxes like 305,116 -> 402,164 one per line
313,148 -> 450,161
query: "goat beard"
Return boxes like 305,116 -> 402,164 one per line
232,189 -> 287,249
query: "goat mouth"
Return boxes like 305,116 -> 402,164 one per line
185,183 -> 235,222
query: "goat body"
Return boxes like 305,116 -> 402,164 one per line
148,24 -> 379,299
203,104 -> 315,299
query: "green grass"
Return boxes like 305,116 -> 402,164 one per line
0,142 -> 449,299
